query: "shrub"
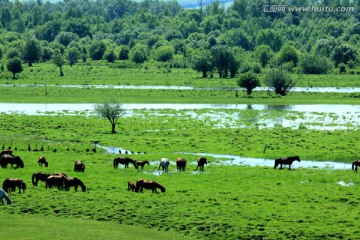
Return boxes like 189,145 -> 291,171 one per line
300,53 -> 333,74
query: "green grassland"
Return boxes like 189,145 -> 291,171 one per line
1,62 -> 360,239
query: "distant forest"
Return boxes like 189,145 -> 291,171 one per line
0,0 -> 359,78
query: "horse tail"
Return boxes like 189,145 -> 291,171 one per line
32,173 -> 36,186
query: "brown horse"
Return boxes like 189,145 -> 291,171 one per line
135,178 -> 165,193
176,158 -> 187,171
135,160 -> 150,170
38,156 -> 48,167
2,178 -> 26,193
0,154 -> 24,168
195,157 -> 208,171
114,157 -> 138,169
274,156 -> 301,170
46,175 -> 66,190
74,160 -> 85,172
32,172 -> 51,186
128,180 -> 136,191
64,177 -> 86,192
352,160 -> 360,172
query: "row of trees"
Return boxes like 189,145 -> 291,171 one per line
0,0 -> 359,79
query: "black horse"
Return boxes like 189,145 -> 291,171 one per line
2,178 -> 26,193
74,160 -> 85,172
38,156 -> 48,167
195,157 -> 208,171
352,160 -> 360,172
274,156 -> 301,170
0,154 -> 24,168
114,157 -> 138,169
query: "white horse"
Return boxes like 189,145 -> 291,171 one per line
158,158 -> 170,171
0,188 -> 12,205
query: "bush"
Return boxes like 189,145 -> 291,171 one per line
300,53 -> 332,74
339,63 -> 346,73
154,46 -> 175,62
237,72 -> 261,95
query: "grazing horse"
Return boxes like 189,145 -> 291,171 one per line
158,158 -> 170,171
0,188 -> 12,205
0,149 -> 13,156
32,172 -> 51,186
128,180 -> 136,191
38,156 -> 48,167
135,178 -> 165,193
114,157 -> 138,169
352,160 -> 360,172
274,156 -> 301,170
176,158 -> 187,171
195,157 -> 208,171
0,154 -> 24,168
46,175 -> 66,190
64,177 -> 86,192
2,178 -> 26,193
74,160 -> 85,172
135,160 -> 150,170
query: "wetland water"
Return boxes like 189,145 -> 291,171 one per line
102,146 -> 351,171
1,103 -> 360,130
2,83 -> 360,93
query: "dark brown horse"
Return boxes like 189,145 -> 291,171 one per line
176,158 -> 187,171
64,177 -> 86,192
195,157 -> 208,171
74,160 -> 85,172
2,178 -> 26,193
135,178 -> 165,193
274,156 -> 301,170
46,175 -> 66,190
32,172 -> 51,186
0,149 -> 13,156
128,180 -> 136,191
114,157 -> 138,169
0,154 -> 24,168
38,156 -> 48,167
352,160 -> 360,172
135,160 -> 150,170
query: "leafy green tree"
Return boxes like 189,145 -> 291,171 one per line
264,68 -> 298,96
7,57 -> 23,79
118,45 -> 130,60
23,38 -> 41,67
277,43 -> 300,67
89,41 -> 106,60
255,45 -> 274,67
300,53 -> 333,74
52,50 -> 65,76
332,44 -> 357,67
65,47 -> 80,66
94,100 -> 126,134
237,72 -> 261,95
192,49 -> 213,78
256,29 -> 283,52
129,44 -> 148,64
154,45 -> 175,62
55,32 -> 79,47
104,49 -> 116,63
210,45 -> 234,78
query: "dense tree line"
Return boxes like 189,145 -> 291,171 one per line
0,0 -> 359,80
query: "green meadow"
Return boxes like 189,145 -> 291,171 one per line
1,64 -> 360,239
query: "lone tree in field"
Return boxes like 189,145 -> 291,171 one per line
7,57 -> 23,79
94,101 -> 126,134
264,67 -> 299,96
237,72 -> 261,95
52,50 -> 65,76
